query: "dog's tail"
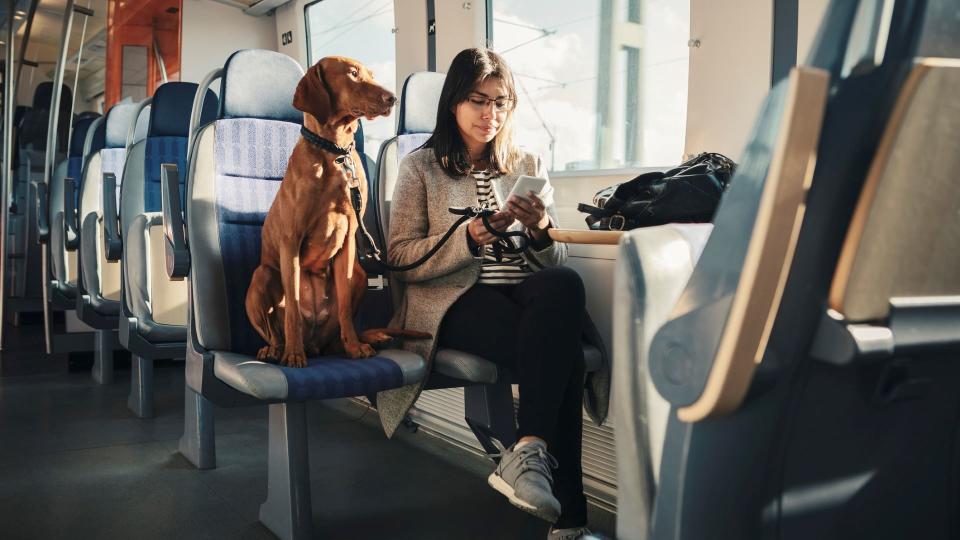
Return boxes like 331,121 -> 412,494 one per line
359,328 -> 432,346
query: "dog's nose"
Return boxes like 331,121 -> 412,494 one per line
383,93 -> 397,106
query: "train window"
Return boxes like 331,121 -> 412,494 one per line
490,0 -> 689,172
305,0 -> 397,160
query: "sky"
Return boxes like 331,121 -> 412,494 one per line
306,0 -> 690,171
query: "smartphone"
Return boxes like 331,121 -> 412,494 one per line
507,175 -> 548,202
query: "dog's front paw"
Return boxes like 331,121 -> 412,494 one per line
280,349 -> 308,368
345,341 -> 376,359
257,346 -> 282,362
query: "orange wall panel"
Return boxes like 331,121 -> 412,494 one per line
105,0 -> 182,108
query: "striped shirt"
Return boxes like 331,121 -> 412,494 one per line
473,170 -> 534,286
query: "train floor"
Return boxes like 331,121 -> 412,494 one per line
0,318 -> 615,539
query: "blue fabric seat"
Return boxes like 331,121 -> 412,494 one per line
213,349 -> 423,402
188,50 -> 426,386
49,115 -> 101,300
177,49 -> 427,540
77,100 -> 143,324
120,82 -> 217,349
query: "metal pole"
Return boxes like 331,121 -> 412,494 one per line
1,0 -> 17,349
153,37 -> 168,84
65,1 -> 90,154
15,0 -> 40,91
44,0 -> 75,189
39,0 -> 75,354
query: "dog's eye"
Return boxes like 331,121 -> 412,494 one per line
350,69 -> 359,77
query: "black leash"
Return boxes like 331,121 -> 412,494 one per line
301,126 -> 532,274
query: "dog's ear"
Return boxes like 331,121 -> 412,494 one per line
293,63 -> 332,123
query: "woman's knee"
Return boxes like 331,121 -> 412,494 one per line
528,266 -> 585,308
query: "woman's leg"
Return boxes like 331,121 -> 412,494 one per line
509,266 -> 588,528
437,284 -> 521,373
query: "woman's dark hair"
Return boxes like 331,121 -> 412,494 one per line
424,48 -> 521,177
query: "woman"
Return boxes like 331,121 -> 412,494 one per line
384,47 -> 592,540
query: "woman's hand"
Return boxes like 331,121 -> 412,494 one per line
468,210 -> 516,245
505,193 -> 551,237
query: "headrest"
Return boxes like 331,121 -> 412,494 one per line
104,101 -> 141,148
133,105 -> 151,145
89,118 -> 107,155
219,49 -> 304,123
70,116 -> 100,157
149,82 -> 218,138
398,71 -> 446,135
32,82 -> 72,111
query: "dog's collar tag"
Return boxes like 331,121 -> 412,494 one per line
335,154 -> 360,188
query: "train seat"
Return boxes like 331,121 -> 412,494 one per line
113,82 -> 218,418
119,83 -> 216,348
163,49 -> 426,540
612,1 -> 959,538
8,82 -> 72,303
48,115 -> 101,305
372,71 -> 606,456
76,100 -> 144,327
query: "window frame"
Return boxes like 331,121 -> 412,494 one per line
303,0 -> 324,66
302,0 -> 399,159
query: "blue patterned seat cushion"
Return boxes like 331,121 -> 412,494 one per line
212,349 -> 426,402
144,136 -> 188,212
278,356 -> 404,401
214,118 -> 301,355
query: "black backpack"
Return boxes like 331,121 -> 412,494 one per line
578,152 -> 736,231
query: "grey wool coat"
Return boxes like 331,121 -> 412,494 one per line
375,147 -> 611,438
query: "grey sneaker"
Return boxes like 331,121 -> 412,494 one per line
488,440 -> 561,522
547,527 -> 592,540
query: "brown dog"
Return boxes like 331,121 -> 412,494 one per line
245,56 -> 428,367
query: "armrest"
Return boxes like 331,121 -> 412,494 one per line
64,177 -> 80,251
35,181 -> 50,244
161,163 -> 190,279
101,173 -> 123,261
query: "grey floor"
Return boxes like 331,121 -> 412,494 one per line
0,321 -> 614,540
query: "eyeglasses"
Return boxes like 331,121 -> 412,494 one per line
465,94 -> 516,112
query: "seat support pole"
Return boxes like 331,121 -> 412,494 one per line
127,355 -> 154,418
465,384 -> 518,455
178,382 -> 216,469
260,402 -> 313,540
91,329 -> 113,384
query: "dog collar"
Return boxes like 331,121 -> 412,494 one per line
300,126 -> 355,155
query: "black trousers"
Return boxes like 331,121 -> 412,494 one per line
437,266 -> 588,528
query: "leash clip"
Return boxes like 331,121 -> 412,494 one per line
335,154 -> 360,188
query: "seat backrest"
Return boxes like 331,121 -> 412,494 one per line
649,67 -> 830,423
188,49 -> 303,355
79,101 -> 139,224
17,82 -> 73,152
829,59 -> 960,322
52,116 -> 101,231
77,101 -> 141,299
120,82 -> 217,236
375,71 -> 444,243
644,2 -> 955,539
